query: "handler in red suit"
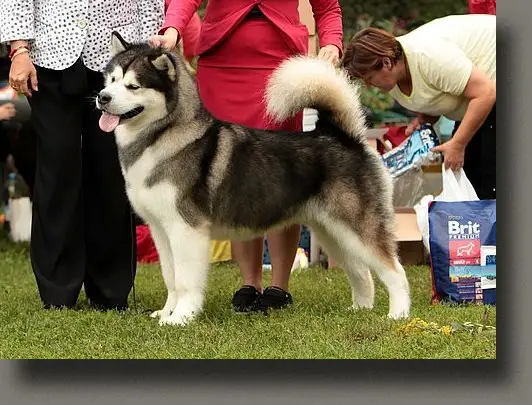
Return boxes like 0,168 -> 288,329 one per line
152,0 -> 343,313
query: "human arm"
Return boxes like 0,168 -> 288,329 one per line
309,0 -> 343,65
152,0 -> 203,49
138,0 -> 165,41
431,66 -> 496,170
417,42 -> 496,170
0,0 -> 38,96
405,113 -> 440,136
180,12 -> 201,61
0,0 -> 34,44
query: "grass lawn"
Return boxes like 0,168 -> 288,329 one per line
0,235 -> 496,359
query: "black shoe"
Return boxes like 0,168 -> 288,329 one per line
257,286 -> 293,312
232,285 -> 261,313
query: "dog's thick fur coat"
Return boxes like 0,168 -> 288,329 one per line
96,33 -> 410,326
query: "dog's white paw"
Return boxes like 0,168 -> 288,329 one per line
151,292 -> 179,319
387,289 -> 410,320
387,310 -> 410,320
158,311 -> 196,326
150,309 -> 172,319
158,303 -> 199,326
348,302 -> 374,312
349,297 -> 374,311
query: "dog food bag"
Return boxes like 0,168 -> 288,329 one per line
381,123 -> 440,178
428,200 -> 496,305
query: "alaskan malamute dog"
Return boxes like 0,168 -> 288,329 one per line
96,32 -> 410,326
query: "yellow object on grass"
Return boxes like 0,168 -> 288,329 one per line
209,240 -> 232,263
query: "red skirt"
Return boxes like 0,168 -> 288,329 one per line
196,18 -> 303,131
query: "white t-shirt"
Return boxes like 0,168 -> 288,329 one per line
389,14 -> 496,121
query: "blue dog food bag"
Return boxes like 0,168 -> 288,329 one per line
381,123 -> 440,178
428,200 -> 496,305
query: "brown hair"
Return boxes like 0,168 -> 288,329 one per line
341,28 -> 403,79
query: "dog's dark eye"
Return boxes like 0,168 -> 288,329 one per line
110,77 -> 115,83
126,84 -> 140,90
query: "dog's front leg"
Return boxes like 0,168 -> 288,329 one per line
159,223 -> 210,326
148,223 -> 178,319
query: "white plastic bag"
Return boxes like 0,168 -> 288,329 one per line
414,167 -> 478,253
9,197 -> 32,242
392,167 -> 427,207
437,166 -> 479,201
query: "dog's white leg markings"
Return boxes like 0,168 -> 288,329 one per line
312,216 -> 410,319
311,225 -> 375,311
159,222 -> 210,326
347,267 -> 375,311
148,223 -> 178,319
375,258 -> 410,320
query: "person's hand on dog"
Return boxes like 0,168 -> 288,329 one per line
318,44 -> 340,66
151,28 -> 180,50
0,103 -> 16,121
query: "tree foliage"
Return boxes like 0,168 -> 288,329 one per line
340,0 -> 469,42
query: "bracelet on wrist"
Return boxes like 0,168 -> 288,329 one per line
9,45 -> 30,60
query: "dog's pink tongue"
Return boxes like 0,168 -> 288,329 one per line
99,112 -> 120,133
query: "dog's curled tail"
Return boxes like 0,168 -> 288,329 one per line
265,56 -> 367,137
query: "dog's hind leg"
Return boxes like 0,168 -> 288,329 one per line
310,224 -> 375,311
148,223 -> 178,319
346,265 -> 375,311
312,217 -> 410,319
159,221 -> 210,326
378,256 -> 410,320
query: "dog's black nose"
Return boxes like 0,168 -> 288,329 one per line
98,92 -> 112,105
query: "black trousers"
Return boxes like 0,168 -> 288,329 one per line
28,59 -> 136,309
453,104 -> 496,200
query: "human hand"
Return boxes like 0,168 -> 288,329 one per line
405,116 -> 422,136
431,139 -> 466,171
150,27 -> 180,50
0,103 -> 16,120
9,48 -> 38,97
317,44 -> 340,66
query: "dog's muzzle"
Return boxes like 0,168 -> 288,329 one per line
97,90 -> 144,133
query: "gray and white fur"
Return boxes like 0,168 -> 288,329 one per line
95,32 -> 410,326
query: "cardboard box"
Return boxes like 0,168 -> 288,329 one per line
314,209 -> 426,268
394,208 -> 426,265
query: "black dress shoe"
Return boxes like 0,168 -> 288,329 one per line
231,285 -> 262,313
257,286 -> 293,312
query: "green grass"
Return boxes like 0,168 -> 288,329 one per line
0,235 -> 496,359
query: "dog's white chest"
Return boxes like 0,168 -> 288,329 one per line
123,153 -> 177,223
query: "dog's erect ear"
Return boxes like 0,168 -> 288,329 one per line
110,31 -> 130,56
149,54 -> 177,82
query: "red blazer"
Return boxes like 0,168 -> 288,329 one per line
162,0 -> 343,57
469,0 -> 496,14
164,0 -> 201,60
